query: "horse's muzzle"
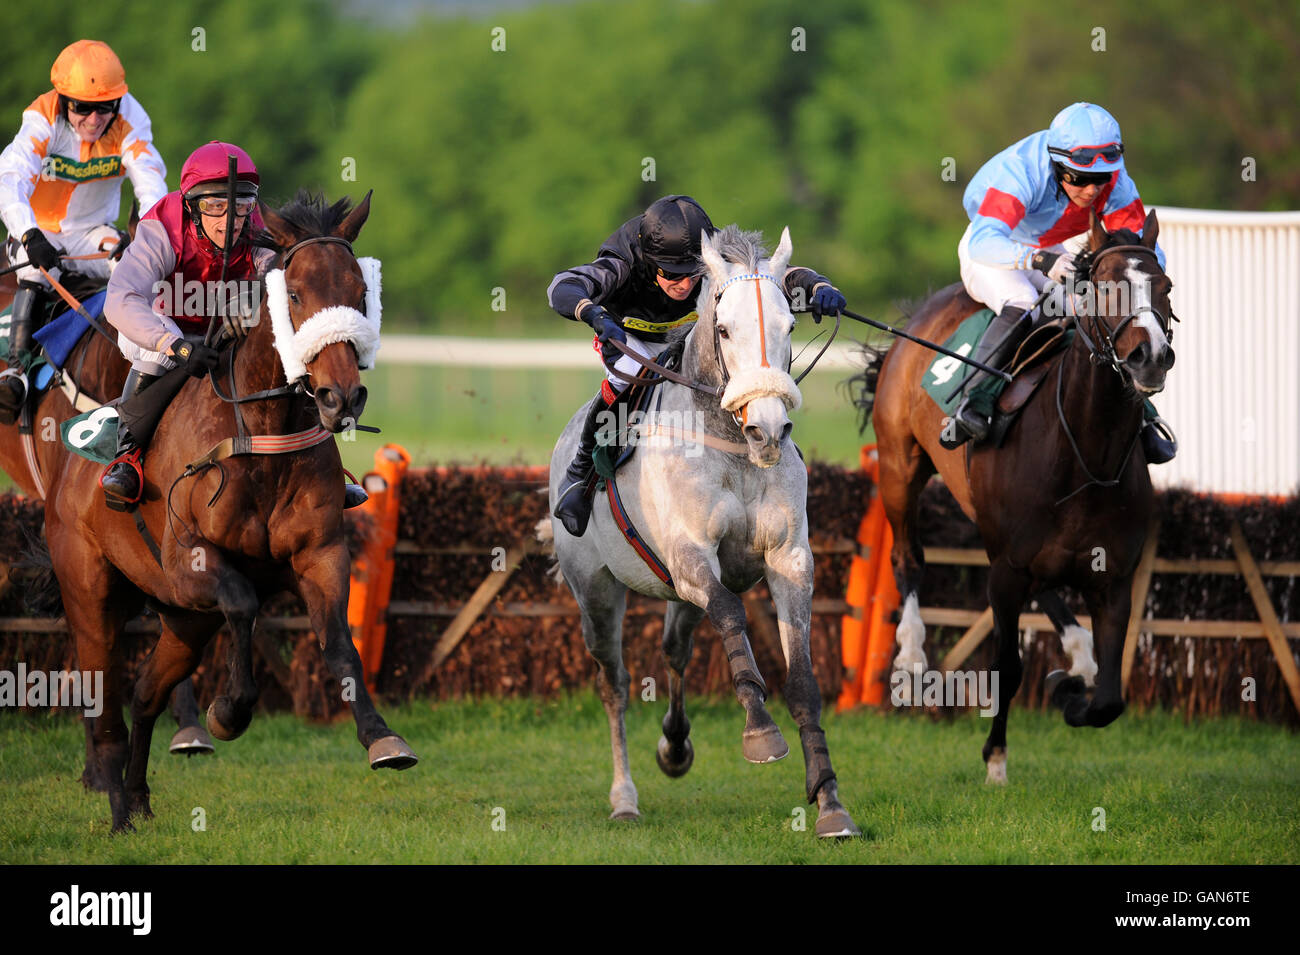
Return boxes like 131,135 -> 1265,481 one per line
316,383 -> 368,431
1124,341 -> 1175,394
741,396 -> 792,468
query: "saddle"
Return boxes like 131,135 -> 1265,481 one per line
592,337 -> 687,480
984,319 -> 1072,448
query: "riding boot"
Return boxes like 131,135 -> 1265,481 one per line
1140,403 -> 1177,464
344,483 -> 368,509
554,387 -> 620,537
0,281 -> 43,425
948,304 -> 1032,446
100,370 -> 159,510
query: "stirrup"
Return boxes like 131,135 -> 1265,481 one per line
344,482 -> 368,509
101,448 -> 144,511
1141,416 -> 1177,465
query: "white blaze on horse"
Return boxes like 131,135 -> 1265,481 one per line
546,225 -> 858,838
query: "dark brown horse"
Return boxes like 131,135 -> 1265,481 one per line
22,191 -> 416,831
0,214 -> 214,761
854,210 -> 1173,783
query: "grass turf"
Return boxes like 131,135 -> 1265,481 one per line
1,696 -> 1295,864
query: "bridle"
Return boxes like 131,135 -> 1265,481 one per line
1052,242 -> 1176,506
1066,243 -> 1175,375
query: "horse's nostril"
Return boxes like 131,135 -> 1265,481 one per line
743,425 -> 765,444
348,385 -> 368,417
1162,347 -> 1176,370
780,422 -> 792,442
316,387 -> 342,412
1127,342 -> 1150,367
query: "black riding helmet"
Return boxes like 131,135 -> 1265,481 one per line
639,195 -> 716,277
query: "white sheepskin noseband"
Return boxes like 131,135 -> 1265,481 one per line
265,256 -> 382,381
720,366 -> 802,413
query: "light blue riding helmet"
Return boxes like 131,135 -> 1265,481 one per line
1047,102 -> 1126,173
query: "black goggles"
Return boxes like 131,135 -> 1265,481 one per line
1048,142 -> 1124,168
67,98 -> 120,116
1060,167 -> 1113,188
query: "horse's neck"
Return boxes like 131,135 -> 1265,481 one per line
227,324 -> 306,434
1058,336 -> 1143,475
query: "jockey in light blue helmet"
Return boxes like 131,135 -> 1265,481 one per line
948,102 -> 1175,463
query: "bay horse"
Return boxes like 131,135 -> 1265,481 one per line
0,217 -> 214,761
24,191 -> 416,832
547,225 -> 859,837
855,210 -> 1173,783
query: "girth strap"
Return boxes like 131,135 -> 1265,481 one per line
606,472 -> 675,589
185,425 -> 334,472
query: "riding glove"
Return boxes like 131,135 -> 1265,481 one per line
1031,250 -> 1076,285
21,228 -> 62,272
172,339 -> 221,378
811,283 -> 846,323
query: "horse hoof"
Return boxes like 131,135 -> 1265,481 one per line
368,735 -> 418,770
985,747 -> 1008,785
743,725 -> 789,764
609,807 -> 641,821
169,727 -> 216,756
1045,669 -> 1087,708
205,700 -> 247,742
655,736 -> 694,778
815,807 -> 861,839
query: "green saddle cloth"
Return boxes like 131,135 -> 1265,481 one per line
922,308 -> 1004,417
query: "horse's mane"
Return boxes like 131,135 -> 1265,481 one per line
696,225 -> 770,327
253,190 -> 355,248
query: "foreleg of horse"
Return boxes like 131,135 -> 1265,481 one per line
879,445 -> 933,697
574,568 -> 637,818
206,573 -> 260,742
293,547 -> 416,768
123,610 -> 219,819
1036,589 -> 1096,688
168,676 -> 215,756
767,546 -> 860,838
1057,586 -> 1131,728
675,554 -> 786,763
59,563 -> 134,831
981,560 -> 1031,784
656,601 -> 703,778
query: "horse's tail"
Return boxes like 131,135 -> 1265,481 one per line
16,523 -> 64,618
845,341 -> 891,436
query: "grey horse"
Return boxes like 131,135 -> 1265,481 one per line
545,224 -> 859,838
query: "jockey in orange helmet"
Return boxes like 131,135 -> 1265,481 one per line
0,39 -> 167,423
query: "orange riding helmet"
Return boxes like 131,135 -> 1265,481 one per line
50,39 -> 129,102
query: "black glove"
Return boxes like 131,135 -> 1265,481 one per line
21,228 -> 62,272
172,339 -> 221,378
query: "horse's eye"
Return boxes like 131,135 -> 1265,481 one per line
288,290 -> 300,306
718,327 -> 730,340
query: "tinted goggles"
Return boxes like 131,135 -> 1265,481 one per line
1060,168 -> 1113,188
67,98 -> 120,116
1048,142 -> 1124,168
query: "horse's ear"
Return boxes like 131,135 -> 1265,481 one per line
1088,208 -> 1108,251
1140,208 -> 1159,250
700,228 -> 726,282
769,226 -> 792,277
337,190 -> 372,243
260,203 -> 296,249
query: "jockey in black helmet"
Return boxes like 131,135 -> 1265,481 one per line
547,194 -> 846,537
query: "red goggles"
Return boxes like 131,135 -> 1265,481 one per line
1048,142 -> 1124,168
